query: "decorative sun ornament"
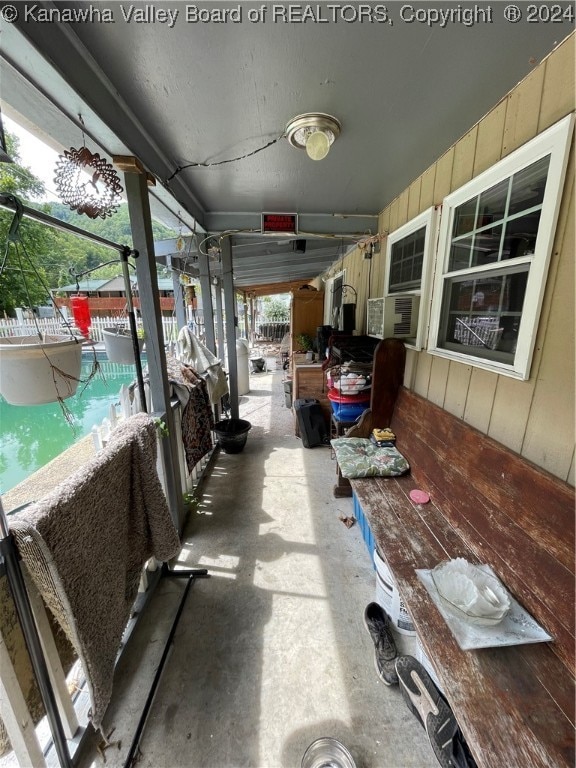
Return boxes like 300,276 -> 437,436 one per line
54,146 -> 123,219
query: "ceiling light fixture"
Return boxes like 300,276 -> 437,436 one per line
286,113 -> 341,161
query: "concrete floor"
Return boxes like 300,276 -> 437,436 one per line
79,358 -> 438,768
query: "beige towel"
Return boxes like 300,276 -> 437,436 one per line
9,413 -> 180,729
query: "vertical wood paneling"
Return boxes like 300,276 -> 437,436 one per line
427,356 -> 450,406
451,126 -> 478,189
463,368 -> 498,432
413,351 -> 433,398
488,376 -> 535,454
433,148 -> 455,201
473,101 -> 507,176
396,188 -> 410,227
379,209 -> 391,239
420,165 -> 436,209
407,177 -> 422,220
403,348 -> 418,390
521,183 -> 575,478
443,362 -> 472,419
388,197 -> 400,232
538,35 -> 576,131
502,65 -> 546,156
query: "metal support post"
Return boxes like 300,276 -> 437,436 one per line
121,166 -> 183,529
214,278 -> 226,364
0,499 -> 72,768
197,248 -> 216,354
221,238 -> 239,419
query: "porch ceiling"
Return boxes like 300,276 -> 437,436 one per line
1,4 -> 572,293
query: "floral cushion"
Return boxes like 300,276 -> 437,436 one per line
331,437 -> 410,479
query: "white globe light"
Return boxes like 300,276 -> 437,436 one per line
306,130 -> 331,161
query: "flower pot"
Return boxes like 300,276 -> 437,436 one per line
250,357 -> 266,373
0,334 -> 83,405
102,327 -> 145,364
214,418 -> 252,454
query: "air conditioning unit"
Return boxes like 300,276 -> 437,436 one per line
367,295 -> 420,341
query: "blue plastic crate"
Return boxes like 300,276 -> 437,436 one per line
330,400 -> 369,421
353,492 -> 375,563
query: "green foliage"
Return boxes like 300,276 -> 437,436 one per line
262,295 -> 289,321
296,333 -> 314,352
154,417 -> 169,438
183,490 -> 200,511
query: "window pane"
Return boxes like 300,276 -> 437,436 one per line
501,210 -> 542,260
439,268 -> 528,362
449,238 -> 473,271
389,226 -> 426,292
470,225 -> 502,267
477,178 -> 508,227
452,198 -> 477,237
509,155 -> 550,216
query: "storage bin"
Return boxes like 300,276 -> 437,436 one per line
327,386 -> 370,421
374,548 -> 416,636
416,634 -> 444,692
329,400 -> 369,420
352,493 -> 375,557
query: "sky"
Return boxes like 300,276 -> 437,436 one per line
4,115 -> 62,201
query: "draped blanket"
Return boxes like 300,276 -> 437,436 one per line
9,413 -> 181,729
176,326 -> 229,405
165,354 -> 214,471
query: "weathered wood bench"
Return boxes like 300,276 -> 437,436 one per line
335,342 -> 575,768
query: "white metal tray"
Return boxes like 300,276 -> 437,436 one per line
416,564 -> 553,650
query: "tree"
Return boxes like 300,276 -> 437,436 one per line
261,295 -> 289,321
0,133 -> 55,314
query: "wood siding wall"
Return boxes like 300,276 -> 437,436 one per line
325,33 -> 575,484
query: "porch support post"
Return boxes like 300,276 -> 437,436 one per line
242,292 -> 249,342
120,160 -> 183,528
214,278 -> 226,364
197,248 -> 216,354
172,267 -> 187,331
250,295 -> 256,347
221,237 -> 239,419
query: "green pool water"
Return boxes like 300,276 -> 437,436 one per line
0,357 -> 140,494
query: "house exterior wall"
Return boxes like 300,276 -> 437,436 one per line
325,33 -> 575,484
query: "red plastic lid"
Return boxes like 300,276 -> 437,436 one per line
327,387 -> 371,404
409,489 -> 430,504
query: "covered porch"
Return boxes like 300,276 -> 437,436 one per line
0,7 -> 574,768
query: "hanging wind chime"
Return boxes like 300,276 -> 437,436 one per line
53,117 -> 123,220
54,117 -> 123,338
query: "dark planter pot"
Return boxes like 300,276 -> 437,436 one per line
214,418 -> 252,454
250,357 -> 266,372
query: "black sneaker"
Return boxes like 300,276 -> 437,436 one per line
395,655 -> 477,768
363,602 -> 398,685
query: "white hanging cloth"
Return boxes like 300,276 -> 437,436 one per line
177,326 -> 229,405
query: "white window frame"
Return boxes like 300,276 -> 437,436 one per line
428,114 -> 574,380
384,206 -> 437,350
324,270 -> 345,327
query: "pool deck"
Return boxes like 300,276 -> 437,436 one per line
2,435 -> 96,515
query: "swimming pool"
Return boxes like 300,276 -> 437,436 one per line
0,356 -> 141,493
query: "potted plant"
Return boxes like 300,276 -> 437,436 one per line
102,325 -> 145,364
0,333 -> 83,405
296,333 -> 315,360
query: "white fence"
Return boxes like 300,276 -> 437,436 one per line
0,315 -> 180,344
